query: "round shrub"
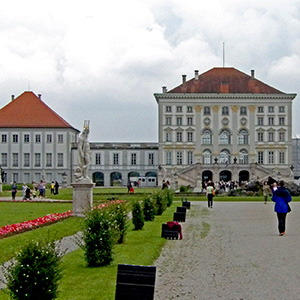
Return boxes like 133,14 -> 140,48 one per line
132,201 -> 144,230
154,191 -> 167,215
110,203 -> 129,244
4,240 -> 62,300
82,208 -> 114,267
143,196 -> 156,221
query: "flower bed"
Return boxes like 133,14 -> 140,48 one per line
0,200 -> 126,238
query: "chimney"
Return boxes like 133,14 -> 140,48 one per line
162,86 -> 167,93
11,95 -> 15,101
182,74 -> 187,85
194,70 -> 199,80
251,70 -> 255,79
38,94 -> 42,99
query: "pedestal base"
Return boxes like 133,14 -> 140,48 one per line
71,180 -> 95,217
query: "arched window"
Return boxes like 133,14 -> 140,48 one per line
239,149 -> 248,164
219,129 -> 231,144
238,129 -> 249,145
202,129 -> 212,145
219,150 -> 230,164
203,150 -> 212,165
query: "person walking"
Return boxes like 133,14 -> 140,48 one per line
206,181 -> 215,208
11,181 -> 17,200
272,180 -> 292,236
262,181 -> 271,204
54,181 -> 59,195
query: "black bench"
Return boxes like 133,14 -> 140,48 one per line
173,211 -> 186,222
161,223 -> 180,239
115,264 -> 156,300
182,201 -> 191,209
176,206 -> 187,213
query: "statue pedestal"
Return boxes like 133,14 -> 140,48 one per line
71,179 -> 95,217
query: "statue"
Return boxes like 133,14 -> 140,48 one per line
76,120 -> 91,181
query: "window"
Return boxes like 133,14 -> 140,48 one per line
187,106 -> 193,113
166,106 -> 172,112
46,153 -> 52,167
258,151 -> 264,164
279,117 -> 285,125
24,134 -> 30,143
1,134 -> 7,143
258,106 -> 264,113
24,153 -> 30,167
176,132 -> 182,142
187,151 -> 193,164
35,134 -> 41,143
57,153 -> 64,167
176,152 -> 183,165
47,134 -> 52,143
113,153 -> 119,165
176,117 -> 182,126
279,106 -> 285,113
166,151 -> 172,165
35,153 -> 41,167
95,153 -> 101,165
13,173 -> 19,183
239,150 -> 248,164
202,130 -> 212,144
1,153 -> 7,167
219,150 -> 230,164
279,151 -> 285,164
58,134 -> 63,143
12,153 -> 19,167
258,117 -> 264,125
24,173 -> 30,184
240,107 -> 247,115
238,130 -> 248,145
268,132 -> 274,142
166,132 -> 172,142
187,117 -> 193,125
203,150 -> 212,164
268,106 -> 274,113
222,106 -> 229,115
176,106 -> 182,113
219,130 -> 231,144
268,151 -> 274,164
187,132 -> 193,142
279,132 -> 285,142
166,117 -> 172,125
204,106 -> 210,115
268,117 -> 274,125
131,153 -> 137,165
13,134 -> 18,143
258,132 -> 264,142
148,153 -> 154,165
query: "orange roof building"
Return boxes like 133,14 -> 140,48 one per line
0,91 -> 79,185
154,67 -> 297,186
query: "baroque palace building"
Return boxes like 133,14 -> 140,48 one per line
154,67 -> 296,186
0,66 -> 298,187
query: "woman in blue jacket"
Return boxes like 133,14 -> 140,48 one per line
272,180 -> 292,236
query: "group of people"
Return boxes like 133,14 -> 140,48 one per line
11,180 -> 59,200
206,179 -> 292,236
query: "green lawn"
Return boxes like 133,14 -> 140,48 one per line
0,201 -> 179,300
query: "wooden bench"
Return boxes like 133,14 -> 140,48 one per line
115,264 -> 156,300
173,211 -> 186,222
161,223 -> 180,239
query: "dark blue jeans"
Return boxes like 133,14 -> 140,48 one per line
207,194 -> 213,208
277,212 -> 287,233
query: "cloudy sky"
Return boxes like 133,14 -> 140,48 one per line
1,0 -> 300,141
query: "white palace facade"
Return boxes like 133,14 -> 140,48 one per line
0,67 -> 298,187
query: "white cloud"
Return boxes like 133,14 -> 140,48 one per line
1,0 -> 300,140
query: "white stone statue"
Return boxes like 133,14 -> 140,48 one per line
75,120 -> 91,181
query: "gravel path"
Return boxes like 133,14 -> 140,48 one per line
154,201 -> 300,300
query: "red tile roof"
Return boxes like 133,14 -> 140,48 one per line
168,67 -> 284,94
0,91 -> 77,129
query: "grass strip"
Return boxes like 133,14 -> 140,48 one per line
56,202 -> 179,300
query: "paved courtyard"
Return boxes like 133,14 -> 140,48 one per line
154,201 -> 300,300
